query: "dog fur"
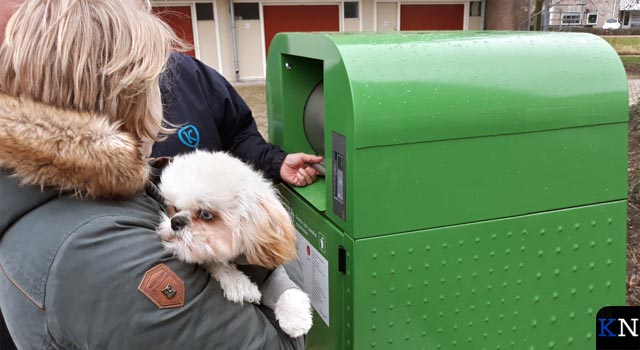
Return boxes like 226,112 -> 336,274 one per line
157,150 -> 312,337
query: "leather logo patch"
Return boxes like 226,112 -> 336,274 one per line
138,264 -> 185,309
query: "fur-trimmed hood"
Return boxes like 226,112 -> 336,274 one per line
0,93 -> 150,199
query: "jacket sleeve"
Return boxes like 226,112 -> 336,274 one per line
44,212 -> 304,350
218,75 -> 287,182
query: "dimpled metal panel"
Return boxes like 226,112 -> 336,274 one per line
352,201 -> 625,350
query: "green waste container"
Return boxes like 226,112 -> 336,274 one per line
267,32 -> 629,350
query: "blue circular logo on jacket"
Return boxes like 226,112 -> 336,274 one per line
178,124 -> 200,148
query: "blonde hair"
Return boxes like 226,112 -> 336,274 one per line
0,0 -> 181,141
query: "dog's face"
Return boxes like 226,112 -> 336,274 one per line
158,202 -> 240,265
157,150 -> 297,268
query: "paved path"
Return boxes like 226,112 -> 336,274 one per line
630,79 -> 640,106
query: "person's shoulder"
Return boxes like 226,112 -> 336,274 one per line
38,193 -> 162,255
0,192 -> 163,314
168,53 -> 225,83
45,194 -> 169,295
60,192 -> 162,239
163,53 -> 233,103
170,52 -> 200,71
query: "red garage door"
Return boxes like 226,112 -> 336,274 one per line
400,4 -> 464,30
152,6 -> 196,57
264,5 -> 339,55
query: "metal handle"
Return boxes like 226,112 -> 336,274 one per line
309,161 -> 325,176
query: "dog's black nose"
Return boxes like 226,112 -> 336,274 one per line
171,216 -> 189,231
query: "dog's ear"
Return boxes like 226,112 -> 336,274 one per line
245,194 -> 297,269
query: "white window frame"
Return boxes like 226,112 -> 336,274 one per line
561,12 -> 581,26
587,13 -> 597,25
469,1 -> 482,17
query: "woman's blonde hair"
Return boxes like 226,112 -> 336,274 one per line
0,0 -> 181,141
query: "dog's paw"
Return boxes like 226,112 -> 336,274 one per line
275,288 -> 313,338
218,271 -> 262,304
238,280 -> 262,304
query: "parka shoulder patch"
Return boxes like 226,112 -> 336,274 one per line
138,264 -> 185,309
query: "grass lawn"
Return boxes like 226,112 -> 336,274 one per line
598,37 -> 640,76
621,55 -> 640,78
603,36 -> 640,55
622,55 -> 640,64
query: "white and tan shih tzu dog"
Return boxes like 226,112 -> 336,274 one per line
157,150 -> 312,338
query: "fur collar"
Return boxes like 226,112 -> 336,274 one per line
0,93 -> 149,199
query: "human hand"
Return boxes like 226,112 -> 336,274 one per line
280,153 -> 324,187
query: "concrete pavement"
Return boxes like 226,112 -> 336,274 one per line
630,79 -> 640,106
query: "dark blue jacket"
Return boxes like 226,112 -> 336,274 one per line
152,53 -> 286,182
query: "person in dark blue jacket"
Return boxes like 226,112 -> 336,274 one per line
152,53 -> 323,186
151,53 -> 322,324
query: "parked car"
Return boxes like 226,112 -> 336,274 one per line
603,18 -> 621,30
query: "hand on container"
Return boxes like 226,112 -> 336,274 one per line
280,153 -> 324,186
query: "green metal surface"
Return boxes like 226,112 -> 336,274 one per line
337,32 -> 627,148
352,200 -> 626,349
269,32 -> 627,149
267,32 -> 629,235
291,178 -> 326,212
267,32 -> 628,350
281,180 -> 626,350
352,123 -> 627,238
279,184 -> 345,350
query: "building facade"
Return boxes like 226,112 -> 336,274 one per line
620,0 -> 640,27
484,0 -> 624,31
151,0 -> 486,81
546,0 -> 620,28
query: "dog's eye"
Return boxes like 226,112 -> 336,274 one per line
198,210 -> 214,221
